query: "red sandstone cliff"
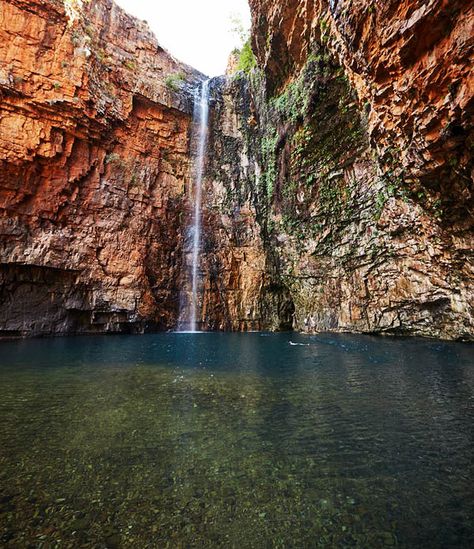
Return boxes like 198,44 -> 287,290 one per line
0,0 -> 204,334
216,0 -> 474,340
0,0 -> 473,339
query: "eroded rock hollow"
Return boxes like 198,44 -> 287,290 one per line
0,0 -> 473,339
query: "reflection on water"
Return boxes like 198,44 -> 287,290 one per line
0,333 -> 473,547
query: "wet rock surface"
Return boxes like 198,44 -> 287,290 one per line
186,76 -> 295,332
196,0 -> 474,339
249,0 -> 474,205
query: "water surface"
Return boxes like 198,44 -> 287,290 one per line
0,333 -> 473,547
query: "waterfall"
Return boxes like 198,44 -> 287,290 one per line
190,80 -> 210,331
180,79 -> 210,332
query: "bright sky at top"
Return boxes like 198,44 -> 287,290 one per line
114,0 -> 251,76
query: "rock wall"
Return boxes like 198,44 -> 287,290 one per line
187,77 -> 294,332
249,0 -> 474,202
199,0 -> 474,340
0,0 -> 473,340
0,0 -> 204,335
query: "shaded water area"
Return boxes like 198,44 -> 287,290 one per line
0,333 -> 473,548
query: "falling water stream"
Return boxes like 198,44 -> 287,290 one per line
182,79 -> 210,332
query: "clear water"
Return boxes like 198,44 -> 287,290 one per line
0,333 -> 473,548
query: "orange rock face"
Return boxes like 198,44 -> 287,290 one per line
0,0 -> 203,334
0,0 -> 472,340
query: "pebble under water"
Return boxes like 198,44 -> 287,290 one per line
0,332 -> 473,548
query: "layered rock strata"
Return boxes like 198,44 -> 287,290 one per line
0,0 -> 473,340
0,0 -> 203,335
199,0 -> 474,339
189,77 -> 294,332
249,0 -> 474,205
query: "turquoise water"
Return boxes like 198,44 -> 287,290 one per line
0,333 -> 473,547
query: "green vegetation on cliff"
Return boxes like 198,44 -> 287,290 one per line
164,71 -> 186,91
235,40 -> 257,74
256,50 -> 368,242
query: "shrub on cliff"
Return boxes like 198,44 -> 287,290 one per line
229,15 -> 257,75
236,39 -> 257,74
165,72 -> 186,91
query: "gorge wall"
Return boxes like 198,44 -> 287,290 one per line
196,0 -> 474,339
0,0 -> 203,335
0,0 -> 473,339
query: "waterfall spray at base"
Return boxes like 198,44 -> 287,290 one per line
179,79 -> 210,332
